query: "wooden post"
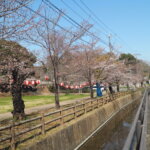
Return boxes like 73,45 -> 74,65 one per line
107,97 -> 108,103
106,97 -> 108,104
109,96 -> 111,101
60,110 -> 64,125
92,100 -> 95,110
98,98 -> 103,107
97,99 -> 99,108
101,98 -> 103,106
100,98 -> 103,106
103,98 -> 105,104
74,104 -> 77,119
91,100 -> 93,110
41,113 -> 45,135
10,122 -> 15,150
84,103 -> 87,113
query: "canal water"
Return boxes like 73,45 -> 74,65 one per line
78,102 -> 139,150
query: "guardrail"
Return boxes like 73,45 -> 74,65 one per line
123,89 -> 148,150
0,91 -> 130,150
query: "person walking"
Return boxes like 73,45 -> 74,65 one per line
96,82 -> 103,97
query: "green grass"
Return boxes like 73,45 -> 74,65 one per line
0,93 -> 89,114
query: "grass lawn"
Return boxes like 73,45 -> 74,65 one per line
0,93 -> 89,114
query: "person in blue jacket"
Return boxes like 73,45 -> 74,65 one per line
96,82 -> 103,97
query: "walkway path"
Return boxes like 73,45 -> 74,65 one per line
146,94 -> 150,149
0,97 -> 90,121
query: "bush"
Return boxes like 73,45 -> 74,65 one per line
48,85 -> 55,93
82,86 -> 90,93
48,85 -> 84,93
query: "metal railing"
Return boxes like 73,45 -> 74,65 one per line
123,89 -> 148,150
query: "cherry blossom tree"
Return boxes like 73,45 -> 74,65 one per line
119,53 -> 150,88
70,40 -> 106,98
0,0 -> 40,39
103,61 -> 127,92
0,40 -> 36,120
24,6 -> 91,108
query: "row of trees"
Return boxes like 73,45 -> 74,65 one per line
0,0 -> 150,120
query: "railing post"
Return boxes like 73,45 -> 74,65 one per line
106,97 -> 109,103
101,98 -> 103,105
136,120 -> 142,144
84,103 -> 86,113
91,100 -> 93,110
97,99 -> 99,108
139,108 -> 144,122
41,113 -> 45,135
108,97 -> 109,103
10,122 -> 15,150
74,104 -> 77,119
109,94 -> 112,102
100,98 -> 102,106
60,109 -> 64,124
102,98 -> 105,105
92,100 -> 95,110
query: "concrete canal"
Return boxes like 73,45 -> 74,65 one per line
21,91 -> 142,150
78,99 -> 139,150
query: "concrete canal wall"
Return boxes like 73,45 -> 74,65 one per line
21,91 -> 142,150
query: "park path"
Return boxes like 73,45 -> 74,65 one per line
0,97 -> 90,121
146,94 -> 150,149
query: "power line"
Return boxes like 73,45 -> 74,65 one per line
72,0 -> 110,35
79,0 -> 117,36
43,0 -> 109,46
71,0 -> 122,49
15,0 -> 95,45
79,0 -> 133,51
43,0 -> 91,34
60,0 -> 108,37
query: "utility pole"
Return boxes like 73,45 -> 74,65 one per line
108,34 -> 113,52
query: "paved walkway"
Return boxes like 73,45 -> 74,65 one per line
147,94 -> 150,149
0,97 -> 90,121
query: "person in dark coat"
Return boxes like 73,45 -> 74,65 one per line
108,84 -> 113,94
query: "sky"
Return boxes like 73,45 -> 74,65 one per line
32,0 -> 150,62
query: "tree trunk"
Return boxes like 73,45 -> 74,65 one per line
117,84 -> 120,92
141,82 -> 143,87
89,81 -> 94,98
54,66 -> 60,109
126,83 -> 129,90
134,83 -> 137,88
11,83 -> 25,120
54,82 -> 60,109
